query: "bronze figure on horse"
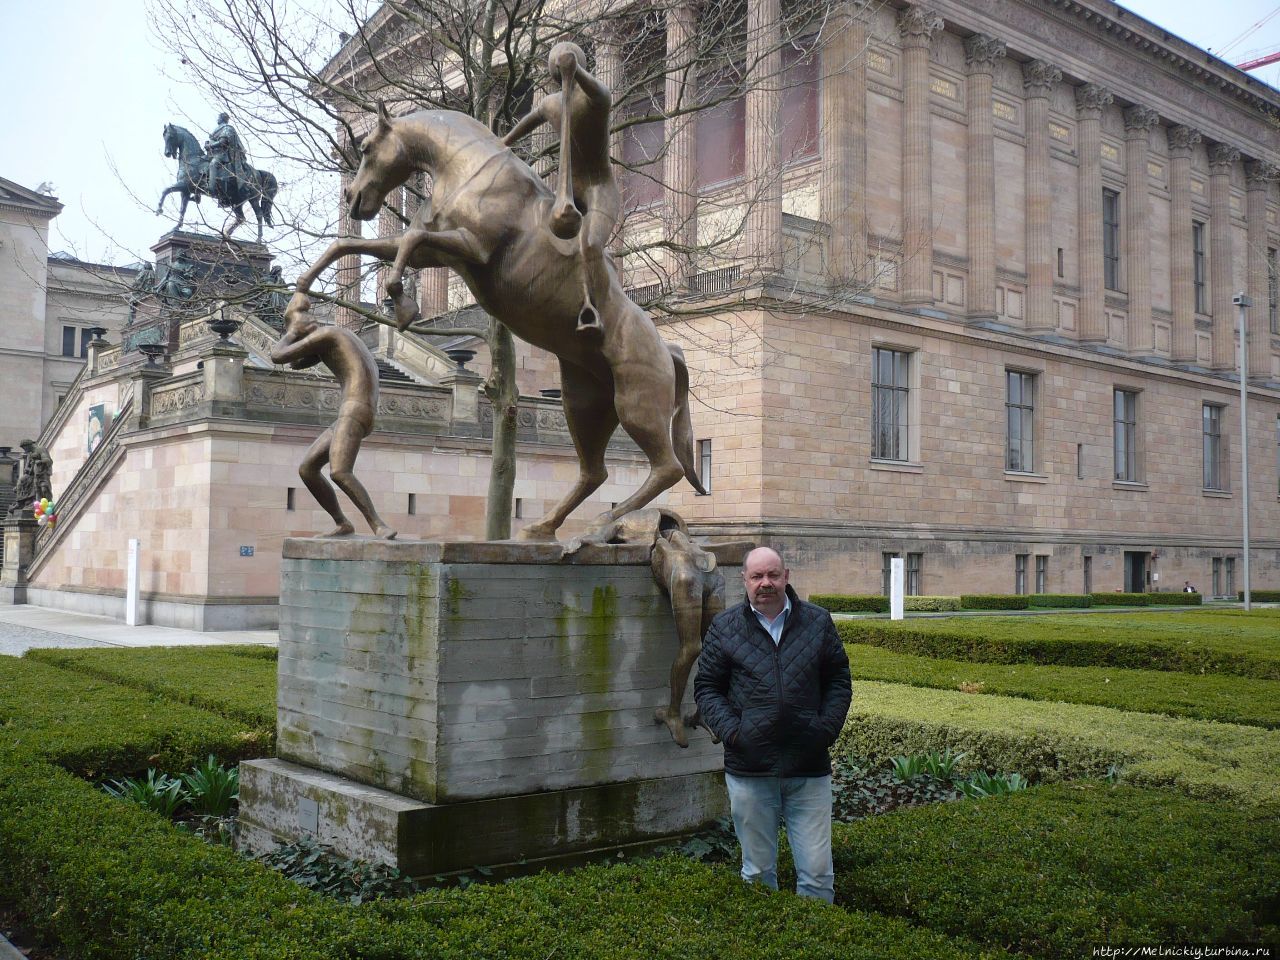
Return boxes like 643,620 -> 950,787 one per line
157,122 -> 279,242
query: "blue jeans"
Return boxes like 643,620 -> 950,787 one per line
724,773 -> 834,903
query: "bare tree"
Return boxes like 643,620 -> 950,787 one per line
148,0 -> 875,538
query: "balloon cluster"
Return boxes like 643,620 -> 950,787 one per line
33,498 -> 57,528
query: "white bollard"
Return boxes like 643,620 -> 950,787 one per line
126,538 -> 140,626
890,557 -> 905,621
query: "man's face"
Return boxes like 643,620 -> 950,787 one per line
743,549 -> 788,613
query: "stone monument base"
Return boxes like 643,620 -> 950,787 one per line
236,537 -> 746,877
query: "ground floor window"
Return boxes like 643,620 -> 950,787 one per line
906,553 -> 922,596
1015,554 -> 1029,595
1035,556 -> 1048,594
1083,555 -> 1093,594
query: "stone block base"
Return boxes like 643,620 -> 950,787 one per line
238,757 -> 727,876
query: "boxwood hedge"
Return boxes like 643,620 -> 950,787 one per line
959,595 -> 1029,610
1242,590 -> 1280,602
811,594 -> 889,613
1026,593 -> 1092,608
832,782 -> 1280,958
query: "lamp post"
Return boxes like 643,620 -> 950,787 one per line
1233,293 -> 1252,611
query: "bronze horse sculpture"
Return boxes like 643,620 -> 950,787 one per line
157,124 -> 278,242
289,101 -> 706,540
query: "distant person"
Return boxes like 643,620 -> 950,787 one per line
270,294 -> 396,540
1183,581 -> 1197,593
694,547 -> 852,904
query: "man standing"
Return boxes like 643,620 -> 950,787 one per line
694,547 -> 852,903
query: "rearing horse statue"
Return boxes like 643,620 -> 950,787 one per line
157,123 -> 279,242
289,101 -> 705,540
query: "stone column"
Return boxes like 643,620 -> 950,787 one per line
408,174 -> 449,318
1075,83 -> 1113,342
1245,161 -> 1277,378
375,186 -> 404,306
1022,60 -> 1061,332
821,2 -> 868,287
1122,106 -> 1159,353
898,5 -> 944,305
1208,143 -> 1240,370
744,0 -> 782,276
337,170 -> 362,330
1167,125 -> 1202,362
664,2 -> 698,290
593,28 -> 626,268
963,34 -> 1005,321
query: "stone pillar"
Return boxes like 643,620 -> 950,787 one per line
0,515 -> 38,604
898,5 -> 944,305
1208,143 -> 1240,370
441,357 -> 484,435
337,170 -> 362,330
664,2 -> 698,291
202,339 -> 248,408
1122,106 -> 1159,353
821,2 -> 869,287
124,360 -> 172,431
1245,161 -> 1277,379
1022,60 -> 1061,332
376,186 -> 404,303
744,0 -> 783,276
963,34 -> 1005,321
1075,83 -> 1113,342
1167,125 -> 1202,363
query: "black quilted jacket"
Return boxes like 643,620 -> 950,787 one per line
694,585 -> 852,777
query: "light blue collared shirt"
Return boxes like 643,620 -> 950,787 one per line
750,596 -> 792,646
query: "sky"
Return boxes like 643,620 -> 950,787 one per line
0,0 -> 1278,267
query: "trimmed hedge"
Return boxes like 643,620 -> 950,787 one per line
1090,591 -> 1151,606
835,611 -> 1280,679
1148,591 -> 1202,605
903,596 -> 962,612
832,783 -> 1280,958
25,645 -> 278,729
1027,593 -> 1092,608
836,680 -> 1280,806
960,595 -> 1029,610
1242,590 -> 1280,602
845,642 -> 1280,728
811,594 -> 889,613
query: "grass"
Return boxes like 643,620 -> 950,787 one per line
846,642 -> 1280,728
836,609 -> 1280,679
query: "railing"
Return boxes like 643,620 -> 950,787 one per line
691,265 -> 742,296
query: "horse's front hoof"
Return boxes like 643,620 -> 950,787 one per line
516,523 -> 559,542
394,296 -> 423,332
550,205 -> 582,241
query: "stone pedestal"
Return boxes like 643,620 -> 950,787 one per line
238,538 -> 744,876
0,515 -> 38,604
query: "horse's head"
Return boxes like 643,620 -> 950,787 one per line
163,124 -> 177,159
345,102 -> 412,222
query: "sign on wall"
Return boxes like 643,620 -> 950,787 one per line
87,404 -> 106,454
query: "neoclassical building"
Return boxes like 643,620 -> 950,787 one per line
330,0 -> 1280,598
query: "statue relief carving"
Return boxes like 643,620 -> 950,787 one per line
896,5 -> 944,45
1122,105 -> 1160,134
1208,143 -> 1241,171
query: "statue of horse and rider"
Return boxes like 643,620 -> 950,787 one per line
287,41 -> 706,542
157,113 -> 279,242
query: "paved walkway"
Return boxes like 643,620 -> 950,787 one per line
0,604 -> 277,657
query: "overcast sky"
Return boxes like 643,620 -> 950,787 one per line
0,0 -> 1277,267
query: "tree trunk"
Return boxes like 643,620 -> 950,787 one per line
483,318 -> 518,539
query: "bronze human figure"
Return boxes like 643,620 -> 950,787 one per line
269,302 -> 396,540
566,508 -> 726,748
289,101 -> 705,541
157,122 -> 279,242
502,41 -> 621,337
9,440 -> 52,515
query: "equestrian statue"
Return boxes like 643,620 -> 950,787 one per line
157,113 -> 279,242
286,42 -> 706,541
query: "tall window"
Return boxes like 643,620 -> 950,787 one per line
780,44 -> 819,165
1193,222 -> 1208,314
1102,188 -> 1121,291
61,325 -> 77,358
619,93 -> 663,210
1276,416 -> 1280,497
695,81 -> 746,189
1035,556 -> 1048,594
881,551 -> 898,597
79,328 -> 92,358
697,439 -> 713,494
872,348 -> 910,461
1269,247 -> 1278,335
1015,554 -> 1029,595
1113,389 -> 1139,482
906,553 -> 922,597
1083,555 -> 1093,594
1212,557 -> 1223,597
1006,371 -> 1036,472
1226,557 -> 1236,597
1202,403 -> 1223,491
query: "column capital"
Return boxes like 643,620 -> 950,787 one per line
1021,60 -> 1061,97
1074,83 -> 1113,118
1244,159 -> 1279,186
1166,124 -> 1201,155
963,34 -> 1005,71
1208,143 -> 1240,172
1122,105 -> 1159,136
897,5 -> 944,47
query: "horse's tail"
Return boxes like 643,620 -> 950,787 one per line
259,172 -> 278,227
667,341 -> 706,495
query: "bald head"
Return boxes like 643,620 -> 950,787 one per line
742,547 -> 789,617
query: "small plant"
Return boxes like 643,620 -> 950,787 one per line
958,680 -> 986,694
890,749 -> 968,782
258,837 -> 420,904
103,769 -> 189,817
834,757 -> 961,820
180,755 -> 239,817
889,753 -> 932,781
1103,763 -> 1125,784
957,771 -> 1029,798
